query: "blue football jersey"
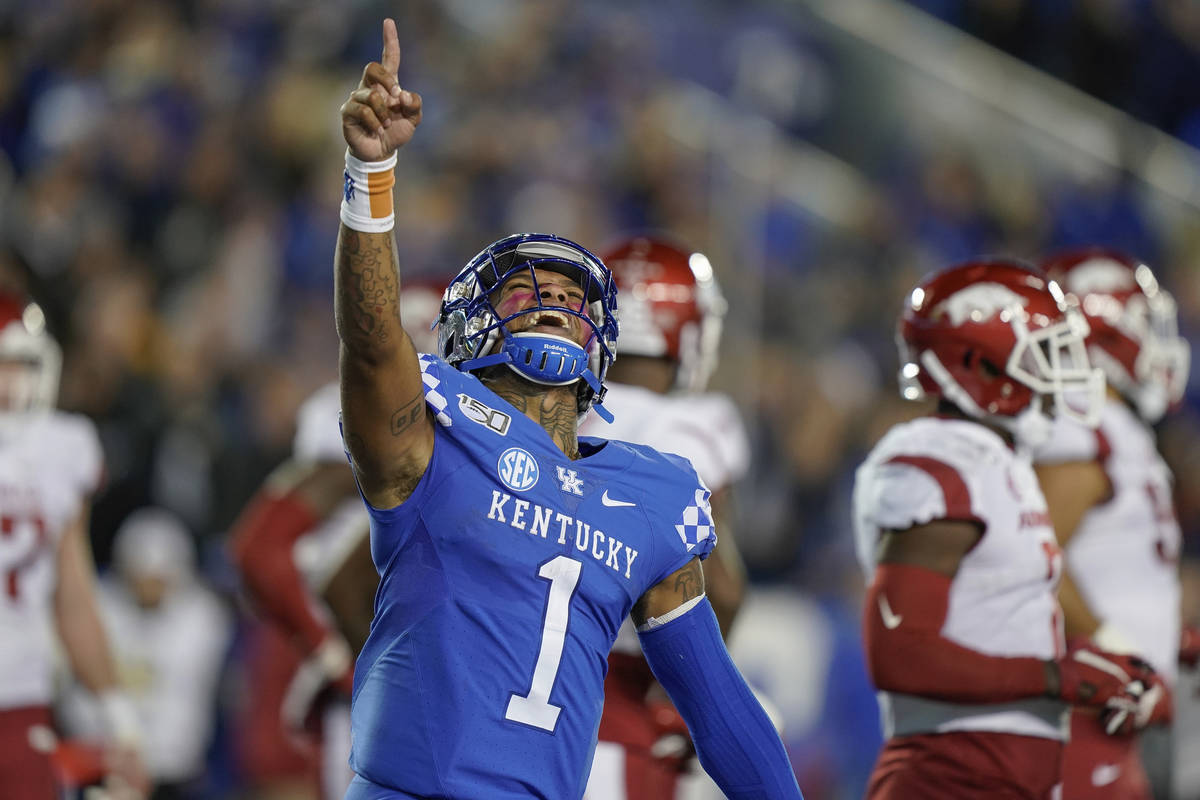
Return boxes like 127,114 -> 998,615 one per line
348,355 -> 716,800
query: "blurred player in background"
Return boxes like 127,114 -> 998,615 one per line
1035,248 -> 1191,799
578,236 -> 752,800
229,283 -> 442,800
60,507 -> 231,799
852,259 -> 1165,798
0,290 -> 147,799
332,19 -> 801,799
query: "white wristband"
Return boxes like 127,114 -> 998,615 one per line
98,690 -> 141,748
341,149 -> 397,233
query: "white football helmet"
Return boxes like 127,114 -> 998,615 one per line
0,291 -> 61,417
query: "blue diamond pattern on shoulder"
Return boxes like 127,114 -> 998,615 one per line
418,354 -> 452,427
674,488 -> 714,552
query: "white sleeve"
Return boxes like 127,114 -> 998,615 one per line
858,457 -> 977,531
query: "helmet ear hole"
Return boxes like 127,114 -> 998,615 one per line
979,358 -> 1003,378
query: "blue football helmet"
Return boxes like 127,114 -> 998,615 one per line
437,233 -> 619,421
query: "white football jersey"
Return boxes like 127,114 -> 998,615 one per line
0,412 -> 103,709
853,416 -> 1067,740
1035,398 -> 1182,682
290,382 -> 368,592
581,382 -> 751,657
580,382 -> 750,493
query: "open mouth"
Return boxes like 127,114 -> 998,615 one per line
525,310 -> 572,331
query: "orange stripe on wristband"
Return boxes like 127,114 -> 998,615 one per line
367,169 -> 395,219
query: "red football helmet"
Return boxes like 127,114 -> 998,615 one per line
400,279 -> 447,355
600,236 -> 726,392
898,259 -> 1104,432
1041,248 -> 1189,423
0,291 -> 60,415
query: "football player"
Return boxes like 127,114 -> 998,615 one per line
0,291 -> 147,799
578,236 -> 752,800
1035,248 -> 1187,799
229,283 -> 443,800
332,19 -> 802,799
852,259 -> 1165,798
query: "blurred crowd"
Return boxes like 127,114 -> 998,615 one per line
2,0 -> 1199,798
905,0 -> 1200,148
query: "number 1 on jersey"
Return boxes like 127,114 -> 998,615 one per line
506,555 -> 582,732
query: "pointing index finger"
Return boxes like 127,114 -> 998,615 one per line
381,18 -> 401,76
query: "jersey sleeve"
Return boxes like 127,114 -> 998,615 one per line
643,451 -> 718,589
293,383 -> 347,462
859,455 -> 981,531
1032,412 -> 1110,466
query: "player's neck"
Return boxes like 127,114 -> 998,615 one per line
934,400 -> 1015,446
482,370 -> 581,460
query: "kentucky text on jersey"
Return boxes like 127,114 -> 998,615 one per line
486,490 -> 639,579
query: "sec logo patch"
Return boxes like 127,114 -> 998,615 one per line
497,447 -> 540,492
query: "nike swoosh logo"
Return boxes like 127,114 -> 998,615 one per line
601,490 -> 636,508
878,594 -> 903,629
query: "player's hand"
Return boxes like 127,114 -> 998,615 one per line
341,18 -> 422,162
29,726 -> 149,800
281,633 -> 355,732
1051,641 -> 1157,708
1180,624 -> 1200,669
1099,673 -> 1172,735
646,698 -> 693,773
100,744 -> 151,800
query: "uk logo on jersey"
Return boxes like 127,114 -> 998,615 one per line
498,447 -> 540,492
555,466 -> 584,496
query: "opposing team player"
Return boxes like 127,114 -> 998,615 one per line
229,283 -> 442,800
852,259 -> 1165,798
578,236 -> 751,800
1035,248 -> 1185,798
333,19 -> 801,799
0,291 -> 147,799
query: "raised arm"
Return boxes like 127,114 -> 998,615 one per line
632,559 -> 803,799
336,18 -> 432,509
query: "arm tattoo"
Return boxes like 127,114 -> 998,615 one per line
389,394 -> 427,436
336,227 -> 400,347
632,559 -> 705,628
672,559 -> 704,603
